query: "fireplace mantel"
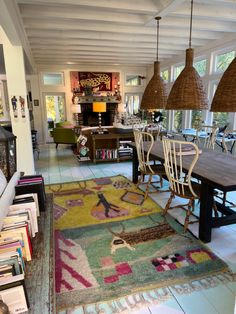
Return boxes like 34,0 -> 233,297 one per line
75,95 -> 120,104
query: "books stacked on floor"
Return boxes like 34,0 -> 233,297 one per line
0,193 -> 40,313
15,175 -> 46,211
95,148 -> 118,160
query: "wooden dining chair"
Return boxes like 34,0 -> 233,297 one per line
162,138 -> 201,232
133,129 -> 166,199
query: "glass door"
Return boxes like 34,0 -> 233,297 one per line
44,93 -> 66,142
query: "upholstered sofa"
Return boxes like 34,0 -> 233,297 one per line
51,121 -> 78,148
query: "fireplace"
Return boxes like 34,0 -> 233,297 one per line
80,103 -> 117,126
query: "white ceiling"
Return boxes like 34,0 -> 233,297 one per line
14,0 -> 236,67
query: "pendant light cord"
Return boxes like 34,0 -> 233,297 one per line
189,0 -> 193,48
155,16 -> 161,62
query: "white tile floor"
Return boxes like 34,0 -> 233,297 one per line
35,144 -> 236,314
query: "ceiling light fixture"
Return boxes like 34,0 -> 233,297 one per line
140,17 -> 167,111
166,0 -> 208,110
211,57 -> 236,112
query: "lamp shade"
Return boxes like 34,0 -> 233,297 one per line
166,48 -> 208,110
141,61 -> 167,110
211,57 -> 236,112
118,103 -> 126,113
140,17 -> 167,111
71,104 -> 81,113
93,102 -> 106,113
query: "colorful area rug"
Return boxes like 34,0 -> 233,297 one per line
46,175 -> 162,230
47,176 -> 236,313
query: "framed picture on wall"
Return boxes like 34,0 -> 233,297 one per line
34,99 -> 39,106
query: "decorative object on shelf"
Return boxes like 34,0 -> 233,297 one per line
211,57 -> 236,112
0,126 -> 17,181
166,0 -> 208,110
71,104 -> 81,125
77,134 -> 90,161
19,96 -> 26,118
141,17 -> 167,110
93,102 -> 107,132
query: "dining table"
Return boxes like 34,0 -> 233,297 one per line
129,140 -> 236,243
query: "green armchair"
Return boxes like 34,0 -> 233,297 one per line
51,126 -> 78,148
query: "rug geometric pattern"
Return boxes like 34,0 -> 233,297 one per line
47,176 -> 235,312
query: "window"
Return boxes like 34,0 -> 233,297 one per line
191,110 -> 202,129
125,75 -> 142,86
125,94 -> 141,115
161,110 -> 168,129
174,110 -> 183,131
211,82 -> 229,127
214,50 -> 235,73
42,72 -> 64,86
173,64 -> 184,80
161,69 -> 169,82
194,59 -> 207,76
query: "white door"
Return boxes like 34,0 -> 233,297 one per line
43,93 -> 66,142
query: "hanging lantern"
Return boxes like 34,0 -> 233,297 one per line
0,126 -> 17,181
166,0 -> 208,110
140,17 -> 167,111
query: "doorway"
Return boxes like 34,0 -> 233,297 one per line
43,93 -> 66,142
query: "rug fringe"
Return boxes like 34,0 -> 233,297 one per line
64,271 -> 236,314
171,271 -> 236,295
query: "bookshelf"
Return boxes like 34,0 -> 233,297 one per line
91,132 -> 134,163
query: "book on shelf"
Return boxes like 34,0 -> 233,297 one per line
15,175 -> 46,212
0,226 -> 32,262
14,193 -> 39,217
0,283 -> 28,313
9,201 -> 38,237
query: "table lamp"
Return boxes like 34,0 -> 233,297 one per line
71,104 -> 81,125
93,102 -> 106,131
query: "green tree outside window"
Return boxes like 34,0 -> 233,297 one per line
194,59 -> 207,76
215,50 -> 235,72
174,110 -> 183,131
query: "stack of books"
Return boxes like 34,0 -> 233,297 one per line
15,175 -> 46,212
0,193 -> 40,313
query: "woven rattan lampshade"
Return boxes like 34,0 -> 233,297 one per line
166,0 -> 208,110
211,57 -> 236,112
140,17 -> 167,110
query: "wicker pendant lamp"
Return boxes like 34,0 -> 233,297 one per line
140,17 -> 167,110
166,0 -> 208,110
211,57 -> 236,112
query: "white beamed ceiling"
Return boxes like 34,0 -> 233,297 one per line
16,0 -> 236,67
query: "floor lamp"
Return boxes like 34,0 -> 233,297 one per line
93,102 -> 107,133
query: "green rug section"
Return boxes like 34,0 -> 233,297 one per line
55,212 -> 231,310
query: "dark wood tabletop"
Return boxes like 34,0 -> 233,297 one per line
130,140 -> 236,191
129,140 -> 236,242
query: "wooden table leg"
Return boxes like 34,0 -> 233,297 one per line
199,182 -> 214,243
132,147 -> 139,183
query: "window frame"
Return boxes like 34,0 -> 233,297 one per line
212,47 -> 236,74
125,74 -> 144,87
41,72 -> 65,87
